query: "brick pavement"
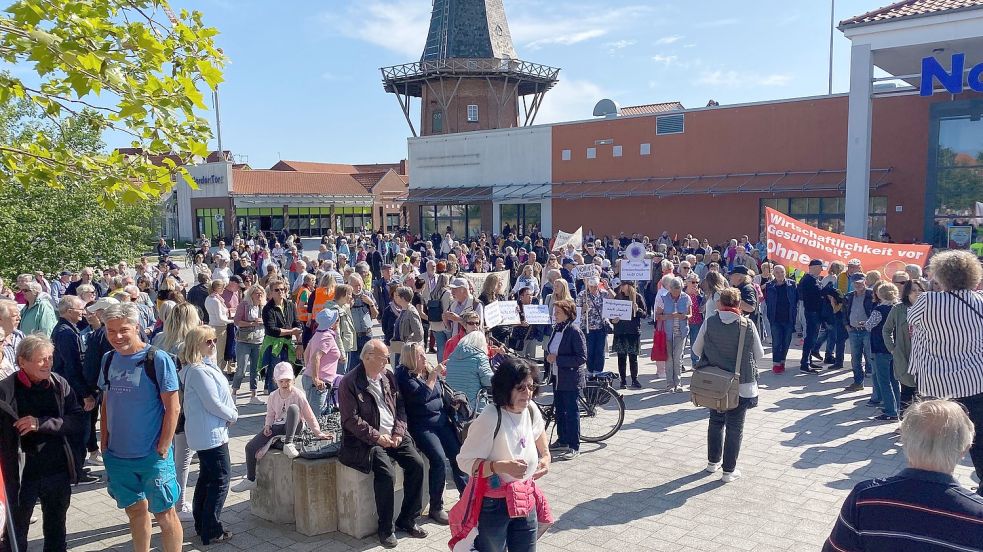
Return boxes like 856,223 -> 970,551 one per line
31,335 -> 978,551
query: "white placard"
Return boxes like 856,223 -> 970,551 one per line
522,304 -> 551,325
575,264 -> 599,281
484,300 -> 521,329
620,259 -> 652,281
602,298 -> 633,320
462,270 -> 511,297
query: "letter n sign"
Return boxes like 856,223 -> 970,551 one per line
921,53 -> 983,96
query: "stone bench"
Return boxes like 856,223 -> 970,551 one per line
335,457 -> 431,539
251,451 -> 340,536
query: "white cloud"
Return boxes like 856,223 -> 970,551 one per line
501,4 -> 658,51
604,39 -> 637,53
652,54 -> 678,66
524,28 -> 607,49
533,78 -> 607,125
317,0 -> 429,58
696,70 -> 792,88
655,35 -> 683,45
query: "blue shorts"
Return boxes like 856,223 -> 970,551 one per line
104,447 -> 179,513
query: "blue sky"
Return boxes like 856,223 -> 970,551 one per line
162,0 -> 895,169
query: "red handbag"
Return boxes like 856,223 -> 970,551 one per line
650,320 -> 667,361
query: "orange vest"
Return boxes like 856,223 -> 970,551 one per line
295,287 -> 313,323
309,287 -> 335,320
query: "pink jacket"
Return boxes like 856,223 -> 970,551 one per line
265,386 -> 318,429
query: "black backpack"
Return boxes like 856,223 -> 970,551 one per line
102,345 -> 184,428
426,288 -> 446,322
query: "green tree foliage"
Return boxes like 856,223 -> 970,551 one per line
0,97 -> 157,281
936,146 -> 983,213
0,0 -> 224,203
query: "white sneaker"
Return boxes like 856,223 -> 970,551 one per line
231,479 -> 256,493
283,443 -> 300,459
721,470 -> 742,483
87,450 -> 103,466
177,503 -> 194,522
705,462 -> 721,473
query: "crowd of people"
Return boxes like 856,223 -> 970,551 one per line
0,223 -> 980,552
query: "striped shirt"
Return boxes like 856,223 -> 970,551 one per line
907,290 -> 983,399
824,468 -> 983,552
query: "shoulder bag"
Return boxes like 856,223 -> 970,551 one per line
690,317 -> 747,412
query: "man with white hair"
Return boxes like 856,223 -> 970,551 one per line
19,281 -> 57,337
824,399 -> 982,550
0,299 -> 24,368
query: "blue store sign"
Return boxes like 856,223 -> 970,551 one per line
921,53 -> 983,96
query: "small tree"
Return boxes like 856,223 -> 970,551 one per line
0,97 -> 157,281
0,0 -> 224,203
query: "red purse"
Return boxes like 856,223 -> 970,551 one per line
650,320 -> 667,361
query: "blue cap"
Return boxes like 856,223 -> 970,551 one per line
316,308 -> 340,330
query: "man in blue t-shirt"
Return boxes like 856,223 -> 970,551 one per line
98,303 -> 183,552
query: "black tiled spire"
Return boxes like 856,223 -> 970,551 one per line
421,0 -> 518,62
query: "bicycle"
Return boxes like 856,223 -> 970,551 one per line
536,371 -> 625,443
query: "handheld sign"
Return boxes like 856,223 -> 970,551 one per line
484,301 -> 521,329
602,299 -> 633,320
620,259 -> 651,281
522,304 -> 551,325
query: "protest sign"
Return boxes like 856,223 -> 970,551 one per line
948,226 -> 973,249
602,299 -> 633,320
461,270 -> 511,297
522,304 -> 551,325
765,207 -> 930,275
575,264 -> 599,281
484,301 -> 521,329
620,259 -> 651,281
551,227 -> 583,252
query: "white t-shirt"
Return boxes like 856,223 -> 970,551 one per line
365,375 -> 395,436
457,404 -> 545,482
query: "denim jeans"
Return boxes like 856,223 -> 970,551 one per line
769,321 -> 795,364
475,497 -> 537,552
800,311 -> 821,369
585,329 -> 606,374
665,333 -> 686,388
10,471 -> 70,552
554,389 -> 580,451
435,330 -> 450,363
688,323 -> 702,365
302,374 -> 329,416
193,443 -> 231,544
233,341 -> 261,391
707,402 -> 748,473
848,329 -> 873,385
173,431 -> 193,510
411,422 -> 468,509
872,353 -> 900,417
955,392 -> 983,496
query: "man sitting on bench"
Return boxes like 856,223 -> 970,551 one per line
338,339 -> 427,548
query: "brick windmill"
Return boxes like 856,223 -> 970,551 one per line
381,0 -> 560,137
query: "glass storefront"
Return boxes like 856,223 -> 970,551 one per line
336,206 -> 372,234
420,204 -> 482,239
761,197 -> 887,241
499,203 -> 541,236
236,207 -> 284,237
928,101 -> 983,248
195,208 -> 226,240
386,213 -> 402,230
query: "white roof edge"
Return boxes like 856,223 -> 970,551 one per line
841,5 -> 983,38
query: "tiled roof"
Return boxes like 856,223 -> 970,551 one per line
352,171 -> 386,191
840,0 -> 983,27
353,163 -> 405,175
619,102 -> 684,116
270,160 -> 358,173
231,170 -> 372,196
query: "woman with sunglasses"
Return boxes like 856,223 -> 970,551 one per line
179,326 -> 239,545
259,283 -> 302,394
455,356 -> 551,552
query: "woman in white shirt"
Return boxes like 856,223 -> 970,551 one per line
456,357 -> 551,552
204,280 -> 233,373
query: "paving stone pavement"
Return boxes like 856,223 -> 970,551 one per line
30,333 -> 978,551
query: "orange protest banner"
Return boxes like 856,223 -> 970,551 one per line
764,207 -> 931,275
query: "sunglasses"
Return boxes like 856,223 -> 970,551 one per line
514,384 -> 536,392
273,288 -> 286,292
205,339 -> 217,345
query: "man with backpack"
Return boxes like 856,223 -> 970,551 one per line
98,303 -> 183,552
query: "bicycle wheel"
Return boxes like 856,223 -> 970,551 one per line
578,386 -> 624,442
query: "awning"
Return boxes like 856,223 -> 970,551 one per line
405,186 -> 493,203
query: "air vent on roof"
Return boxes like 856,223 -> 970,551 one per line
656,114 -> 684,135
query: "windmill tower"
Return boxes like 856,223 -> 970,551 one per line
381,0 -> 560,137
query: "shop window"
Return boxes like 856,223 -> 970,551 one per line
419,204 -> 482,239
759,196 -> 886,241
195,208 -> 226,240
